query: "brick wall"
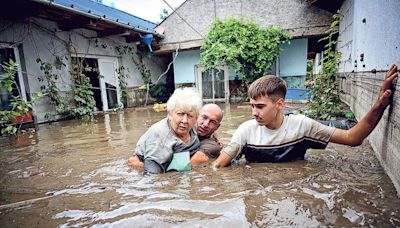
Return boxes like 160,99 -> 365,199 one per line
339,71 -> 400,195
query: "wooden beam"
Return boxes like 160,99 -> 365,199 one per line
154,39 -> 203,54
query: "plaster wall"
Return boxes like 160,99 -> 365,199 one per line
279,38 -> 308,81
0,17 -> 167,123
337,0 -> 400,195
173,49 -> 200,84
158,0 -> 333,47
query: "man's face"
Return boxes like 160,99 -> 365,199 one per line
168,106 -> 197,138
197,106 -> 221,138
250,96 -> 283,127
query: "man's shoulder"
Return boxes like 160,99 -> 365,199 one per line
239,119 -> 258,128
285,113 -> 314,126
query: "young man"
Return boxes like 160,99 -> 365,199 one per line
213,64 -> 398,168
128,103 -> 223,169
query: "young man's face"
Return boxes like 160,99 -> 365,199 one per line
250,95 -> 284,127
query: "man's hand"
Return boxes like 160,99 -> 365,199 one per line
128,155 -> 144,170
190,151 -> 209,166
378,64 -> 398,108
330,64 -> 398,146
211,152 -> 233,169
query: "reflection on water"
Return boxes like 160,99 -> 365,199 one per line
0,104 -> 399,227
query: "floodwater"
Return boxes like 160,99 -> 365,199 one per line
0,103 -> 399,227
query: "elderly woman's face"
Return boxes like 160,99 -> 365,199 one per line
168,106 -> 197,138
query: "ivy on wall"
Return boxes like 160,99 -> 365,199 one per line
303,13 -> 346,120
200,18 -> 290,82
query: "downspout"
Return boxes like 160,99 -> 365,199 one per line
31,0 -> 163,38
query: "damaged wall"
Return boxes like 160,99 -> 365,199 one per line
337,0 -> 400,195
157,0 -> 334,52
0,17 -> 167,123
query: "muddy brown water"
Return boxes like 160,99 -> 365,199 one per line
0,104 -> 399,227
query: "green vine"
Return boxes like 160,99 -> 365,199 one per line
200,18 -> 290,82
131,52 -> 152,85
70,58 -> 96,119
36,56 -> 96,119
116,65 -> 128,106
303,13 -> 344,120
36,58 -> 63,106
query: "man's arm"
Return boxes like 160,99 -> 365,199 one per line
128,155 -> 144,170
212,143 -> 241,169
190,151 -> 209,165
330,64 -> 398,146
212,152 -> 234,168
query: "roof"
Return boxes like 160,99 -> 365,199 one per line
52,0 -> 157,31
1,0 -> 162,42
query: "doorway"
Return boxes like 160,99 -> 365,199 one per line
72,56 -> 120,111
72,57 -> 103,111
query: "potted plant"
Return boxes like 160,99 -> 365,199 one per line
0,60 -> 42,135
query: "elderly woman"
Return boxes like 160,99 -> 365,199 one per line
128,88 -> 203,174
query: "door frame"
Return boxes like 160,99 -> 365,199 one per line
98,57 -> 120,111
74,54 -> 120,111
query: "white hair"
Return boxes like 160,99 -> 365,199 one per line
167,87 -> 203,114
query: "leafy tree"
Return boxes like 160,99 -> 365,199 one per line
200,18 -> 290,82
160,8 -> 169,20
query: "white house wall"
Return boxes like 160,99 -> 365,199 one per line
337,0 -> 400,195
337,0 -> 354,73
339,0 -> 400,72
279,39 -> 308,80
158,0 -> 333,52
1,17 -> 167,123
173,49 -> 200,85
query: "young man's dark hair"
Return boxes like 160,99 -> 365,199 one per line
248,75 -> 287,101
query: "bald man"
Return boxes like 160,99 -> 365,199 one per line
128,103 -> 224,169
190,103 -> 224,165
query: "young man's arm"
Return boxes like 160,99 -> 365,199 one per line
330,64 -> 398,146
212,143 -> 241,168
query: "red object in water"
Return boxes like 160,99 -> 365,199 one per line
12,112 -> 33,124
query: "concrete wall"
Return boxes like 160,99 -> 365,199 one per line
172,38 -> 309,99
337,0 -> 400,195
279,38 -> 308,86
338,0 -> 400,73
0,17 -> 167,122
173,49 -> 200,84
158,0 -> 333,49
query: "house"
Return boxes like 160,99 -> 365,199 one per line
314,0 -> 399,195
155,0 -> 335,101
0,0 -> 170,123
156,0 -> 400,194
